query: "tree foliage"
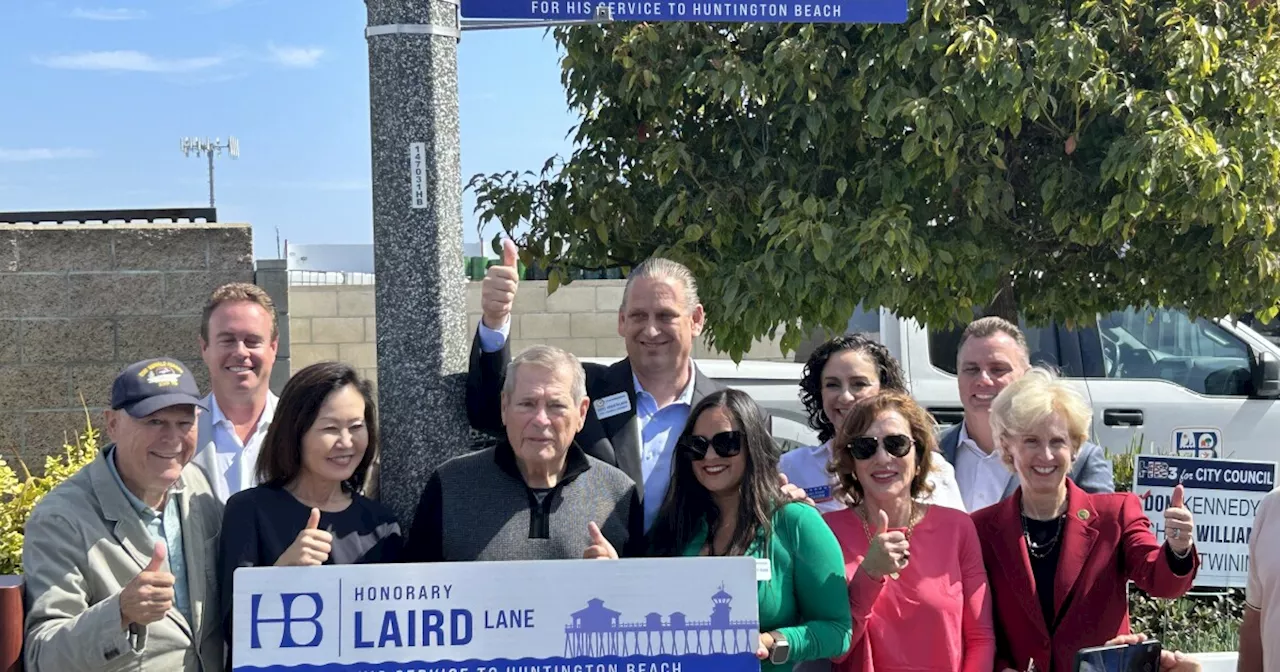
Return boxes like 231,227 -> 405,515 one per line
470,0 -> 1280,361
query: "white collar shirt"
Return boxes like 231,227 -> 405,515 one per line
952,421 -> 1014,512
208,392 -> 278,497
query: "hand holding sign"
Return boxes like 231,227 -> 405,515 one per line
860,509 -> 910,581
1163,484 -> 1195,555
119,541 -> 175,629
481,239 -> 520,330
582,521 -> 618,560
276,508 -> 333,567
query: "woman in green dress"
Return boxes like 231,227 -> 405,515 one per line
647,389 -> 853,671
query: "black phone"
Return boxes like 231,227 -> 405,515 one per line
1074,640 -> 1162,672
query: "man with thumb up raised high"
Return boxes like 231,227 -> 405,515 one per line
466,241 -> 736,534
22,357 -> 225,672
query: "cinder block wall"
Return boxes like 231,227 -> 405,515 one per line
287,285 -> 380,385
0,224 -> 254,463
288,280 -> 791,378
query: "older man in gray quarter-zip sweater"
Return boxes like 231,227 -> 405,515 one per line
405,344 -> 645,562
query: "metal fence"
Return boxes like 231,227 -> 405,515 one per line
287,270 -> 377,286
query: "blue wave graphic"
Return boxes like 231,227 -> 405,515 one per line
235,653 -> 760,672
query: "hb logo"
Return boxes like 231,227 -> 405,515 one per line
250,592 -> 324,649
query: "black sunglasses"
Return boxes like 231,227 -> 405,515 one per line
846,434 -> 914,460
677,431 -> 744,460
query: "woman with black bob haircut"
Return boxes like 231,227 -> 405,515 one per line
217,361 -> 402,648
648,389 -> 851,671
782,333 -> 963,512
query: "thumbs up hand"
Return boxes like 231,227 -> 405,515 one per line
582,521 -> 619,560
481,238 -> 520,330
1163,484 -> 1195,555
275,508 -> 333,567
119,541 -> 175,629
860,508 -> 910,582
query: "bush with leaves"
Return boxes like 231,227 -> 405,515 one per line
0,408 -> 101,575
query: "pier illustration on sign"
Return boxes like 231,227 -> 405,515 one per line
564,584 -> 759,658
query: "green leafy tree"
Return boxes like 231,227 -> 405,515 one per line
471,0 -> 1280,361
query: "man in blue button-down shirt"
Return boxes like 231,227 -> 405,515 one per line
467,246 -> 807,531
468,248 -> 720,530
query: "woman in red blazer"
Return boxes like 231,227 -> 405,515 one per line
970,368 -> 1199,672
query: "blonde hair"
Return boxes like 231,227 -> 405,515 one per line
989,367 -> 1092,470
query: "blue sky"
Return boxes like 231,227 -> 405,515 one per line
0,0 -> 578,259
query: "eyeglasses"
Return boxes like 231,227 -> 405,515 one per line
677,431 -> 743,460
846,434 -> 914,460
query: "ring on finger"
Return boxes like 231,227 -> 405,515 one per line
1170,529 -> 1181,540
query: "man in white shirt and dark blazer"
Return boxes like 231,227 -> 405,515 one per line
190,283 -> 281,502
937,316 -> 1114,512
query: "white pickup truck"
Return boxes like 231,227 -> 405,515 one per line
874,305 -> 1280,463
631,304 -> 1280,465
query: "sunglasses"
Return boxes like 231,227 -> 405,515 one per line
846,434 -> 914,460
677,431 -> 744,460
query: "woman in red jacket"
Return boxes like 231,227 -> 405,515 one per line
971,367 -> 1198,672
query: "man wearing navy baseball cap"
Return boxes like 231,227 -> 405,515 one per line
22,358 -> 226,672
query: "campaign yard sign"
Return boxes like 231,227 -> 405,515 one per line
1134,454 -> 1278,588
233,557 -> 761,672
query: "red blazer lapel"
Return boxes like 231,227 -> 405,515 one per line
1053,480 -> 1100,622
986,489 -> 1050,639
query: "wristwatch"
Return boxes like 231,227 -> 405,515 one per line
768,631 -> 790,665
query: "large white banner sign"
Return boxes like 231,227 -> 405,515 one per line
1133,454 -> 1278,588
233,557 -> 762,672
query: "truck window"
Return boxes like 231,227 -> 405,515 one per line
1085,307 -> 1253,396
927,319 -> 1061,375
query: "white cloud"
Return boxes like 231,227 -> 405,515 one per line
34,50 -> 224,73
0,148 -> 95,162
266,43 -> 324,68
69,7 -> 148,20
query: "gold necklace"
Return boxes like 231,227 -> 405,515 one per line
856,500 -> 923,542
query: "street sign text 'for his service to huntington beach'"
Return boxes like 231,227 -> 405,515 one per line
460,0 -> 906,23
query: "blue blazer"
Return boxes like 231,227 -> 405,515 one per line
937,422 -> 1116,500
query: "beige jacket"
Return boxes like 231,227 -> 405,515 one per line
22,449 -> 225,672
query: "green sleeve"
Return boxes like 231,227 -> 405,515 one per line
774,504 -> 852,663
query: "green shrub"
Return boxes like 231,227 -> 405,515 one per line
1129,587 -> 1243,652
0,406 -> 101,575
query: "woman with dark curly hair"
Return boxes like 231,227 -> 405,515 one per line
648,389 -> 852,671
781,334 -> 963,512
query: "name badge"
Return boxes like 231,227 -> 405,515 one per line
593,392 -> 632,419
755,559 -> 772,582
804,485 -> 833,502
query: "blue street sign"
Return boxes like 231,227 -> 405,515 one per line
460,0 -> 907,23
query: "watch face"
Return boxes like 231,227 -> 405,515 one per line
769,641 -> 789,664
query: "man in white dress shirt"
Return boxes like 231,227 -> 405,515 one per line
191,283 -> 280,502
937,316 -> 1113,511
